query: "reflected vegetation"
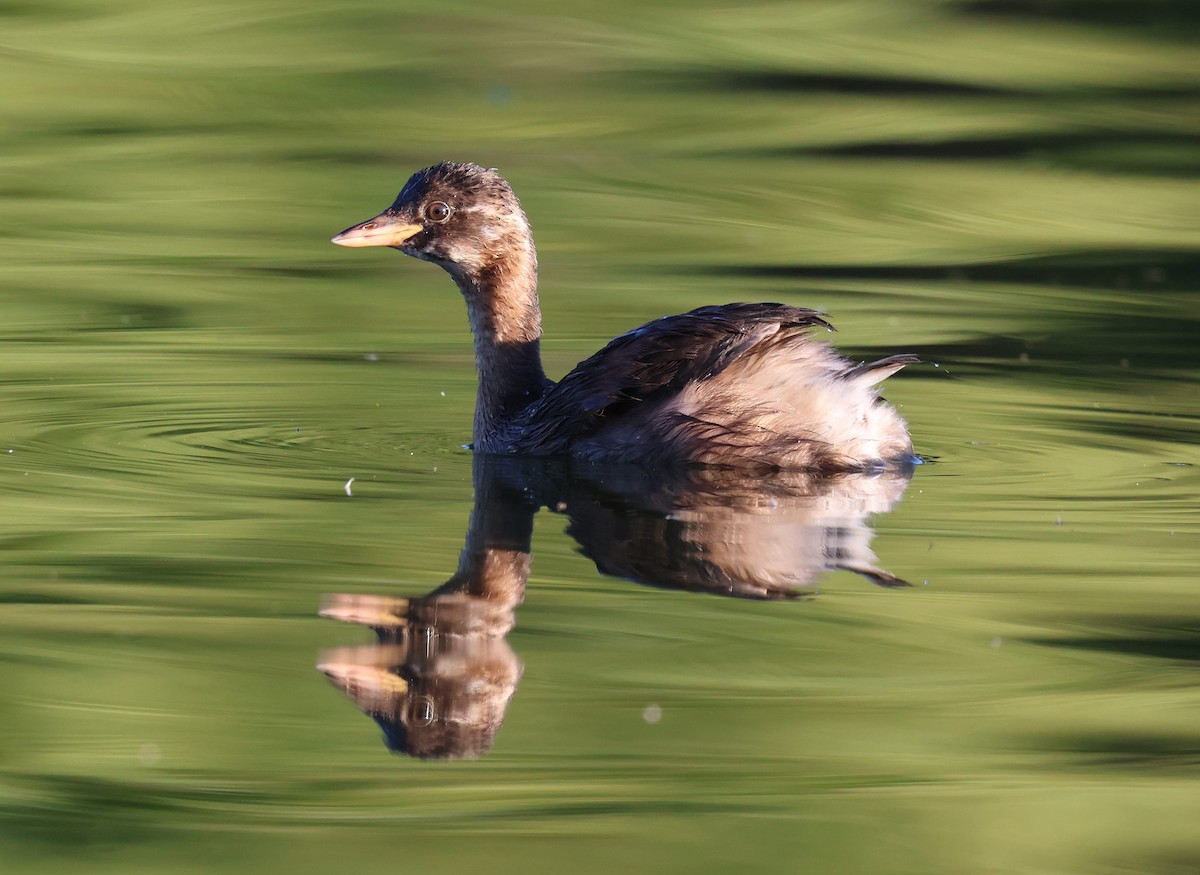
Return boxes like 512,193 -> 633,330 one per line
319,457 -> 913,758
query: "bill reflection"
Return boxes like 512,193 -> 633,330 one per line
319,457 -> 915,758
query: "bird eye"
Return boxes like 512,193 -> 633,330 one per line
426,201 -> 452,223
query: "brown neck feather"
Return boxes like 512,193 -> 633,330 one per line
448,240 -> 549,448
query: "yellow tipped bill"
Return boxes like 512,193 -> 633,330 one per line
331,214 -> 422,248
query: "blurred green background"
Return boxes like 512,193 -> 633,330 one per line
1,1 -> 1198,873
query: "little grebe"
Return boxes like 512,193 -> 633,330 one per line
332,162 -> 916,471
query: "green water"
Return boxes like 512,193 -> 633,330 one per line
2,1 -> 1198,873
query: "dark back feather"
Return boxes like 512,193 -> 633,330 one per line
510,303 -> 833,453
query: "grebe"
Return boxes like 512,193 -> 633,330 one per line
333,162 -> 916,471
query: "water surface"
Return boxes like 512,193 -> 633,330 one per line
1,1 -> 1198,873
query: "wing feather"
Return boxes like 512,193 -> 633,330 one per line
511,303 -> 833,452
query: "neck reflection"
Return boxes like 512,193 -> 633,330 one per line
319,457 -> 915,759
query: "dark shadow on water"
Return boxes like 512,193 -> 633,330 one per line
897,314 -> 1200,378
1136,852 -> 1200,875
953,0 -> 1200,40
711,249 -> 1200,293
1026,632 -> 1200,663
1028,730 -> 1200,771
648,68 -> 1199,99
651,69 -> 1027,97
789,132 -> 1200,178
707,250 -> 1200,373
1042,407 -> 1200,448
318,455 -> 915,759
1025,615 -> 1200,663
0,772 -> 269,848
680,63 -> 1200,177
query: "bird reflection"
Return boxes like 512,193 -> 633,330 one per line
318,456 -> 914,758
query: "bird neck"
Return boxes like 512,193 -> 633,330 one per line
449,243 -> 549,448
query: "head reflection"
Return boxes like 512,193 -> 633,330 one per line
318,592 -> 522,759
319,457 -> 914,758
